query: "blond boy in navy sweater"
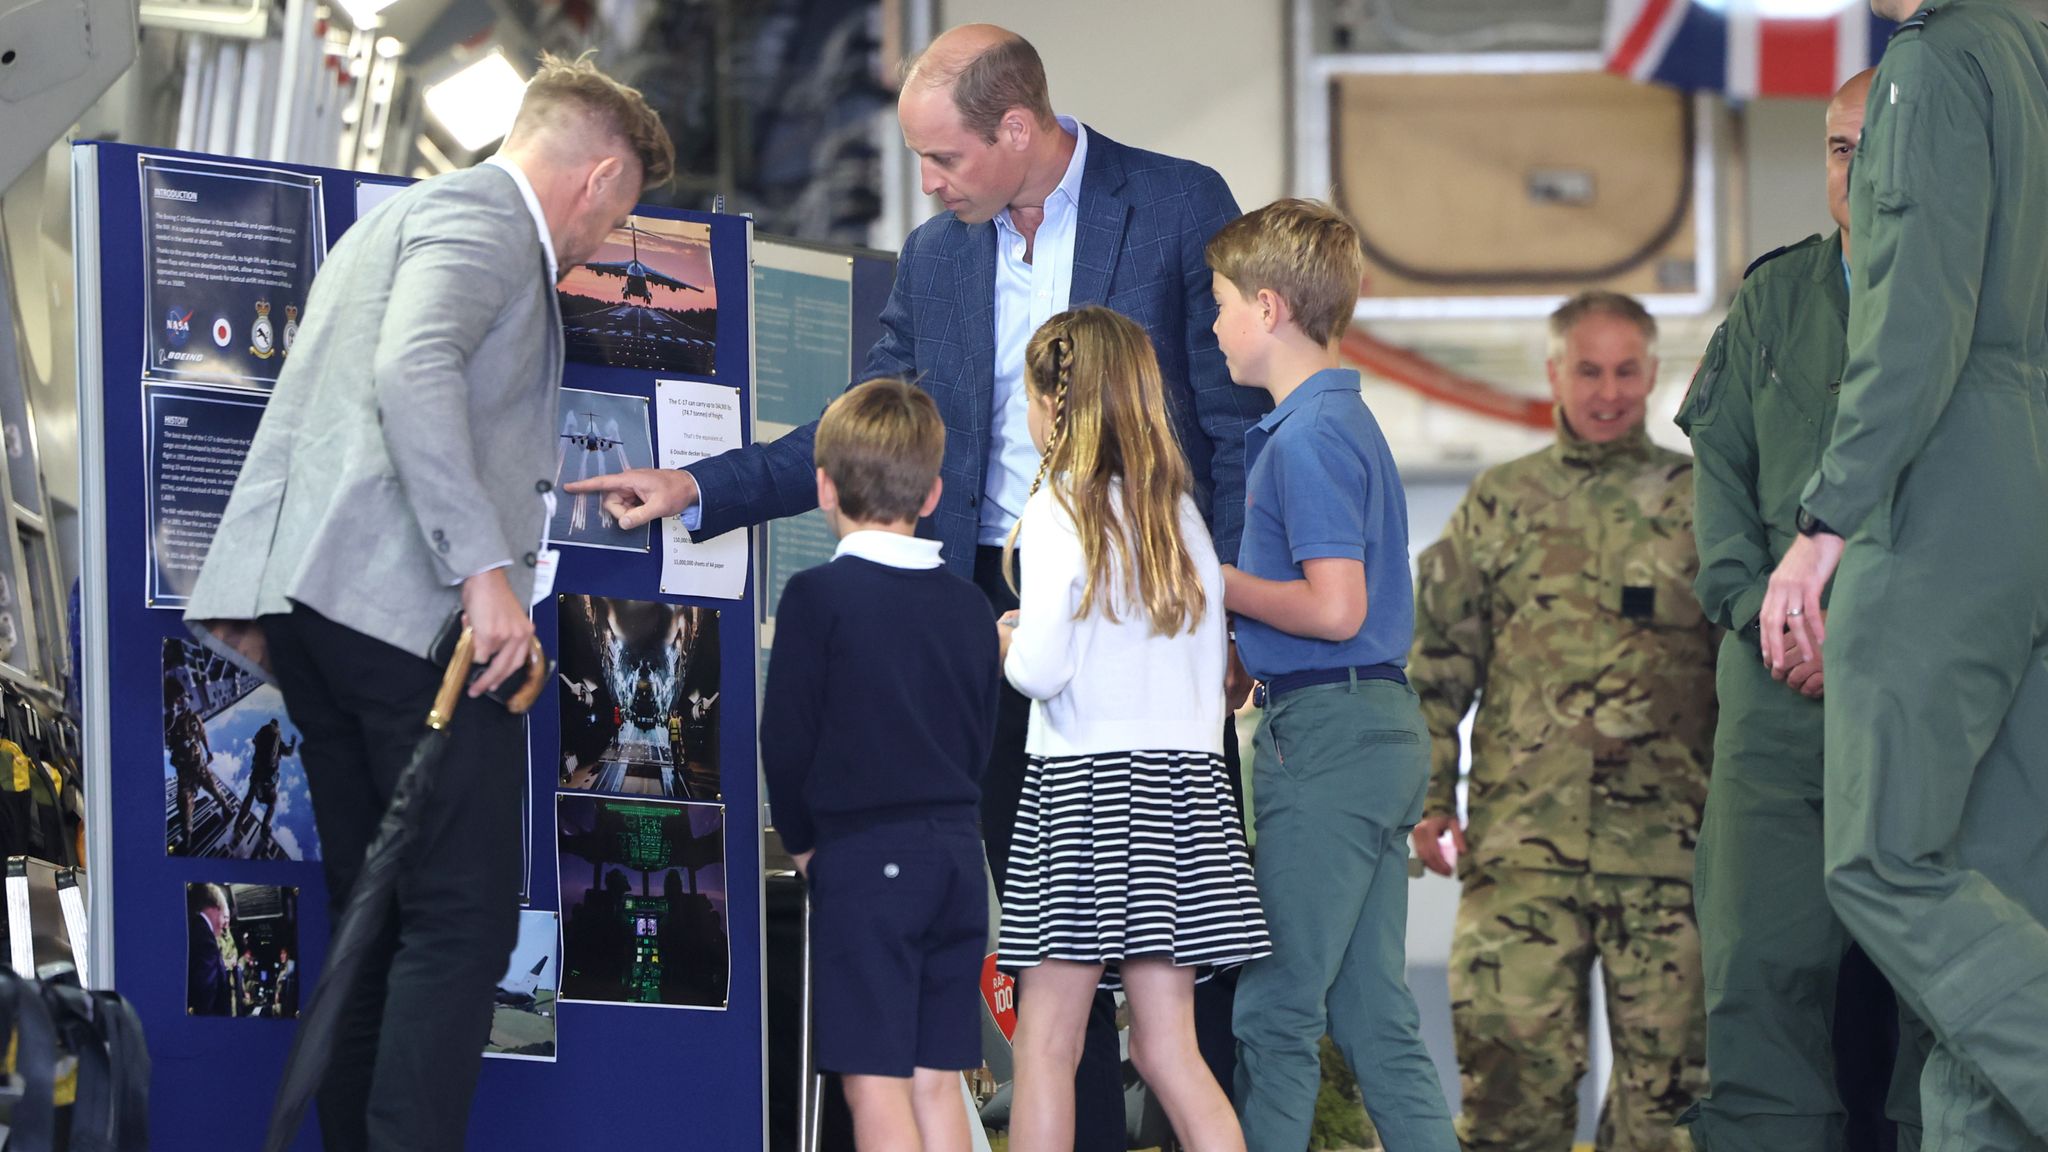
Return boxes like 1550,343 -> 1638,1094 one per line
761,377 -> 1000,1151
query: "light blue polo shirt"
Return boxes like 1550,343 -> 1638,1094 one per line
1232,368 -> 1414,682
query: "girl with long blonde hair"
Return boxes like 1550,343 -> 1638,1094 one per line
996,306 -> 1269,1152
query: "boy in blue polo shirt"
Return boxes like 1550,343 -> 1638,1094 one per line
760,377 -> 1000,1151
1208,199 -> 1457,1152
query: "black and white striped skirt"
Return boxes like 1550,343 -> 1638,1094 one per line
997,749 -> 1271,988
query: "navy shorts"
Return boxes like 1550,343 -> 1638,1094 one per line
808,818 -> 987,1077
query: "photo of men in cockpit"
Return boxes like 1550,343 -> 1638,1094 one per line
186,882 -> 299,1019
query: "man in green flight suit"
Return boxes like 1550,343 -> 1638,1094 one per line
1412,290 -> 1717,1152
1760,2 -> 2048,1146
1676,68 -> 1928,1152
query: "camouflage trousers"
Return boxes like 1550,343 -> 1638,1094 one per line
1449,865 -> 1706,1151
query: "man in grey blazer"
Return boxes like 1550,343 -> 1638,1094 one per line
184,55 -> 671,1152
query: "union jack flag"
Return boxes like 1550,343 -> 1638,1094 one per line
1605,1 -> 1898,99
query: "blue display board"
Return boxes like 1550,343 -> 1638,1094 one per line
750,240 -> 896,706
75,142 -> 764,1149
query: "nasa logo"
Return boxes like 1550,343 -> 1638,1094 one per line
164,308 -> 194,348
212,316 -> 233,348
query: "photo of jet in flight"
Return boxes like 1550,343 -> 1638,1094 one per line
561,427 -> 622,455
550,388 -> 653,552
580,221 -> 704,304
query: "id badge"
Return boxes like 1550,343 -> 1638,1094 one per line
532,489 -> 561,606
531,548 -> 561,606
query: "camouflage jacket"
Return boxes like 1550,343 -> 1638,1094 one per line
1410,423 -> 1718,880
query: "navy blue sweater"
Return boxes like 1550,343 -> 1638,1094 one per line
760,555 -> 1000,855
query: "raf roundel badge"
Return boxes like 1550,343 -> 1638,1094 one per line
250,299 -> 276,360
211,315 -> 233,348
282,304 -> 299,357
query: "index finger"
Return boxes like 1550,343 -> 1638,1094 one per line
563,473 -> 634,494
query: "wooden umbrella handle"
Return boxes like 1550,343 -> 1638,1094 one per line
427,627 -> 476,731
506,636 -> 549,716
427,630 -> 550,730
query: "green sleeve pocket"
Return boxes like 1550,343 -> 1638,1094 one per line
1873,74 -> 1918,214
1679,324 -> 1730,433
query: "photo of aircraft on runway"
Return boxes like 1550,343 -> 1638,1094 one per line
557,216 -> 719,376
584,220 -> 702,303
485,909 -> 560,1062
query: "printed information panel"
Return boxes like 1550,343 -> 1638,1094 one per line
140,155 -> 323,390
143,384 -> 266,608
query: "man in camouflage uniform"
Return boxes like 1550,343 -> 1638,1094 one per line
1412,290 -> 1717,1151
1675,69 -> 1928,1152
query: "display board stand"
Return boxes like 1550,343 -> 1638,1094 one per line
73,141 -> 767,1150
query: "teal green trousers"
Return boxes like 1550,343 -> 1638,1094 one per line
1232,677 -> 1457,1152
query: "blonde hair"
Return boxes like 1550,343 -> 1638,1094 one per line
511,51 -> 675,188
814,377 -> 946,525
1547,290 -> 1658,362
1004,307 -> 1206,636
1204,198 -> 1365,346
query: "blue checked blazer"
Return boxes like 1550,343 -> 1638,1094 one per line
689,127 -> 1270,576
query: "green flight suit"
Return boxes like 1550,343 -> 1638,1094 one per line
1795,1 -> 2048,1145
1676,230 -> 1929,1152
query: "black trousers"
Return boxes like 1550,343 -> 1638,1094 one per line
975,547 -> 1242,1152
1834,940 -> 1915,1152
262,606 -> 525,1152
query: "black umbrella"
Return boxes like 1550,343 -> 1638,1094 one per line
262,628 -> 548,1152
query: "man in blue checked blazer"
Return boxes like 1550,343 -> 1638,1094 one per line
572,24 -> 1265,1150
577,31 -> 1260,581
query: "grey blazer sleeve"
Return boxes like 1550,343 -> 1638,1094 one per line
372,186 -> 528,583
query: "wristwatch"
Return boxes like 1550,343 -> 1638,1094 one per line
1795,507 -> 1835,538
